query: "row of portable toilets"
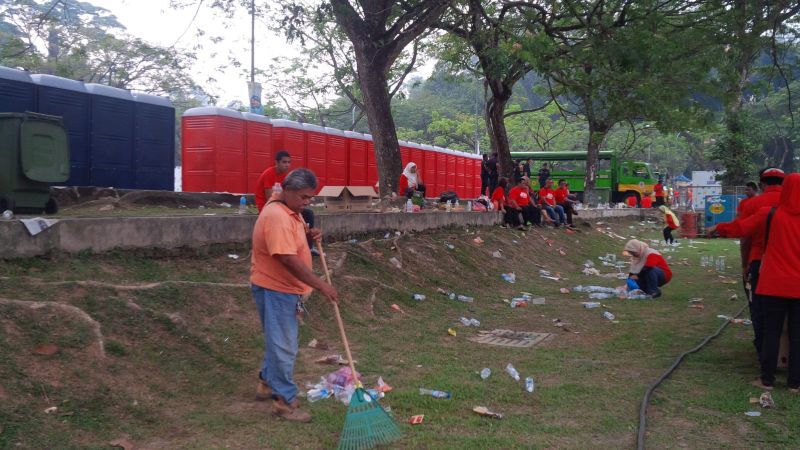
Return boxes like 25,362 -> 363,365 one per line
0,65 -> 175,190
181,107 -> 483,199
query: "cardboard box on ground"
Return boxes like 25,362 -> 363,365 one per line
317,186 -> 378,212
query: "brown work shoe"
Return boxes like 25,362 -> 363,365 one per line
272,398 -> 311,423
255,378 -> 273,401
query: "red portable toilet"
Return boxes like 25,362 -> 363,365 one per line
242,113 -> 272,194
434,147 -> 448,195
410,142 -> 425,178
464,154 -> 476,198
271,119 -> 306,169
181,107 -> 245,193
421,144 -> 437,197
364,134 -> 378,188
303,123 -> 327,190
399,140 -> 412,168
473,155 -> 482,198
345,131 -> 368,186
324,127 -> 347,188
455,151 -> 467,199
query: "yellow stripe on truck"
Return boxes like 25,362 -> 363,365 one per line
617,183 -> 654,194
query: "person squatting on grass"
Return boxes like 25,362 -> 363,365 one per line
659,205 -> 680,245
708,168 -> 785,360
623,239 -> 672,298
709,172 -> 799,392
251,168 -> 339,422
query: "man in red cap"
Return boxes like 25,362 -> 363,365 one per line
708,167 -> 785,359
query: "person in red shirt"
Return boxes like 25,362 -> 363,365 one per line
491,177 -> 508,210
659,205 -> 680,244
737,181 -> 758,217
653,178 -> 665,207
709,167 -> 784,359
711,173 -> 800,391
507,176 -> 541,229
539,178 -> 566,227
623,239 -> 672,298
254,151 -> 317,254
398,162 -> 426,198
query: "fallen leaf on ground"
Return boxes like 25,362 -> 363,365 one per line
32,344 -> 59,356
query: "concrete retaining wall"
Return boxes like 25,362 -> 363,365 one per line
0,208 -> 645,259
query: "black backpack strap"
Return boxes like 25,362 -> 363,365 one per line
764,207 -> 777,248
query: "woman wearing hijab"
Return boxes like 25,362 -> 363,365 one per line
659,205 -> 680,245
709,173 -> 800,392
399,162 -> 426,198
623,239 -> 672,298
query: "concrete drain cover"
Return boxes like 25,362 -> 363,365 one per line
470,329 -> 551,348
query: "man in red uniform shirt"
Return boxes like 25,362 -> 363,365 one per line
555,179 -> 576,227
710,173 -> 800,391
254,150 -> 317,255
653,178 -> 665,207
538,178 -> 566,227
508,177 -> 541,229
709,167 -> 785,358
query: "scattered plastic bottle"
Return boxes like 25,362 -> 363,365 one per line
505,363 -> 520,381
347,239 -> 358,244
501,272 -> 516,283
466,200 -> 472,212
406,198 -> 414,213
307,388 -> 332,402
238,196 -> 247,214
589,293 -> 613,299
412,294 -> 426,301
480,368 -> 491,380
2,210 -> 12,220
456,295 -> 474,303
717,256 -> 726,271
446,200 -> 452,212
525,377 -> 535,393
602,310 -> 616,321
583,302 -> 602,309
419,388 -> 451,399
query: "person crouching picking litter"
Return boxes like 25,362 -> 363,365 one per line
659,205 -> 680,245
623,239 -> 672,298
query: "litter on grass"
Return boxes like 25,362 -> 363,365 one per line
470,330 -> 551,348
473,406 -> 504,419
409,415 -> 425,425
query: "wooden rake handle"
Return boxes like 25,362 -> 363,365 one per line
315,240 -> 360,386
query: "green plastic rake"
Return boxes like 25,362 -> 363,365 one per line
316,241 -> 402,450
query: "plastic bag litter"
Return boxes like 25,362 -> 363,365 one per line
492,250 -> 503,258
582,267 -> 601,276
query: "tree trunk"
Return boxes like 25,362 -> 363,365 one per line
485,79 -> 515,181
584,121 -> 609,193
356,59 -> 402,199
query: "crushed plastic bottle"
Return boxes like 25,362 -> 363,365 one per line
412,294 -> 426,301
307,388 -> 332,402
505,363 -> 520,381
602,310 -> 616,321
589,293 -> 614,299
480,368 -> 491,380
525,377 -> 535,393
501,272 -> 516,283
716,256 -> 726,271
419,388 -> 451,399
446,200 -> 452,212
406,198 -> 414,213
510,298 -> 529,308
582,302 -> 602,309
456,295 -> 474,303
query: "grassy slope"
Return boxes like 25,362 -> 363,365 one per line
1,217 -> 797,449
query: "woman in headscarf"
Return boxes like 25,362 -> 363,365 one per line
623,239 -> 672,298
398,162 -> 426,198
659,205 -> 680,245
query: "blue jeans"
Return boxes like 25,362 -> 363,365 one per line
543,204 -> 566,225
252,284 -> 301,403
637,267 -> 666,296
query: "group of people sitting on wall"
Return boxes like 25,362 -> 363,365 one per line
489,176 -> 577,230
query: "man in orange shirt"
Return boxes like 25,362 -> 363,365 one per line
251,168 -> 338,422
555,179 -> 577,228
255,150 -> 318,255
539,178 -> 566,227
653,178 -> 665,207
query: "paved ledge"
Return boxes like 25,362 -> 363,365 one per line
0,208 -> 645,259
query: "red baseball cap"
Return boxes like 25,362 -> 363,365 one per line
761,168 -> 785,179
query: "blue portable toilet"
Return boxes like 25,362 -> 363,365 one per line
704,194 -> 744,228
85,83 -> 135,188
31,74 -> 91,186
132,92 -> 175,190
0,65 -> 36,113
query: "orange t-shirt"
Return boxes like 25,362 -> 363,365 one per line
508,186 -> 530,207
254,167 -> 289,212
250,201 -> 312,295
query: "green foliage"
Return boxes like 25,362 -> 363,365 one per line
711,111 -> 766,185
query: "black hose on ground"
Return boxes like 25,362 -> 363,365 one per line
636,301 -> 749,450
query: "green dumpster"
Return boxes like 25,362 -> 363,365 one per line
0,112 -> 70,214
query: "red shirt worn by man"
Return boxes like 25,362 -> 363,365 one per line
491,186 -> 506,206
654,183 -> 664,199
717,184 -> 783,264
254,167 -> 288,212
508,186 -> 530,207
554,186 -> 569,204
539,187 -> 557,206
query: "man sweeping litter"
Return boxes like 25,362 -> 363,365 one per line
251,168 -> 338,422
